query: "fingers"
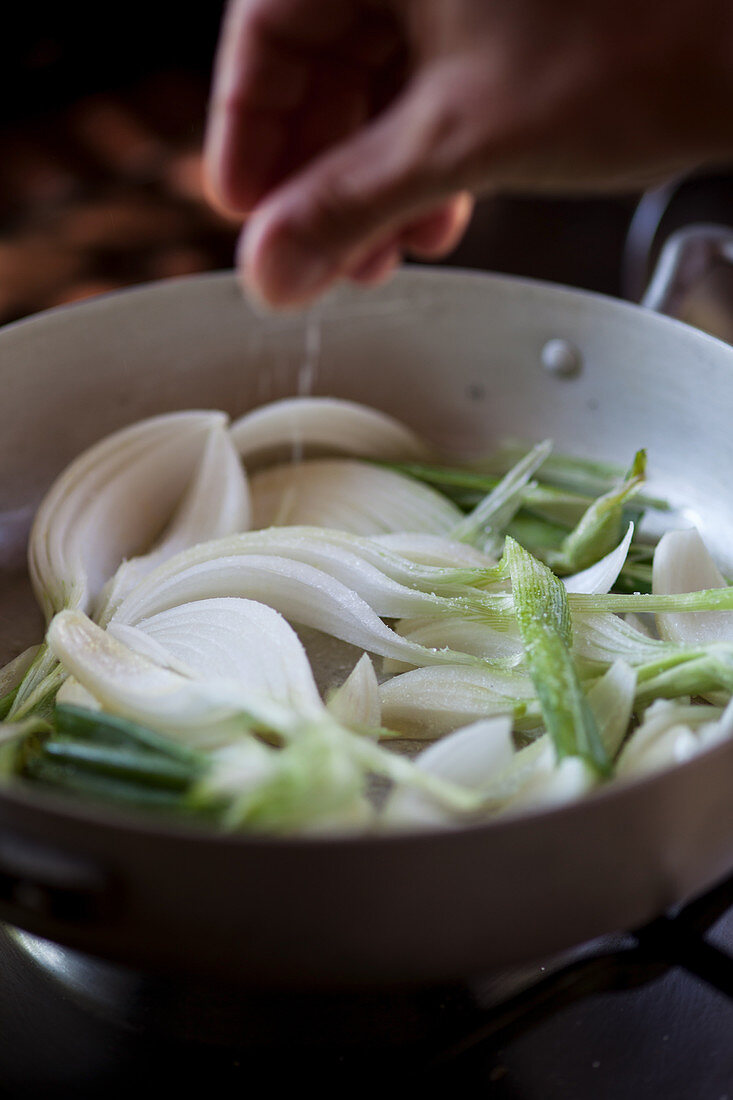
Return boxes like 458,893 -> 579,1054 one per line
344,193 -> 474,288
204,7 -> 304,212
347,241 -> 401,286
237,67 -> 486,306
399,193 -> 474,257
204,0 -> 401,214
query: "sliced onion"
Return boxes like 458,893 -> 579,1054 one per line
230,396 -> 430,467
125,598 -> 322,717
29,411 -> 226,619
110,554 -> 478,669
462,660 -> 634,812
131,526 -> 487,598
653,528 -> 733,645
383,716 -> 514,828
500,756 -> 597,815
618,724 -> 699,778
48,609 -> 277,748
586,659 -> 636,759
379,665 -> 533,738
563,523 -> 634,594
98,424 -> 250,618
616,697 -> 719,776
388,615 -> 523,672
55,676 -> 100,710
0,645 -> 41,698
373,533 -> 497,568
250,459 -> 463,535
326,654 -> 381,729
572,612 -> 670,667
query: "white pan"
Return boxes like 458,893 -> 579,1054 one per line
0,228 -> 732,988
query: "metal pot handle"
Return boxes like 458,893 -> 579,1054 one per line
641,224 -> 733,317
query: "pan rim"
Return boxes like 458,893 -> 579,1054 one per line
0,263 -> 730,362
2,722 -> 732,853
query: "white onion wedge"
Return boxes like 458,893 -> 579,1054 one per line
618,725 -> 699,778
623,613 -> 653,637
230,397 -> 430,467
379,665 -> 535,738
698,698 -> 733,748
50,609 -> 477,817
373,533 -> 496,568
110,553 -> 478,668
572,612 -> 671,668
124,598 -> 323,718
250,459 -> 463,535
101,527 -> 489,627
383,716 -> 514,828
106,623 -> 198,677
382,660 -> 635,829
326,654 -> 381,730
97,425 -> 250,617
387,615 -> 523,672
29,411 -> 226,619
653,528 -> 733,645
500,757 -> 598,815
48,609 -> 298,748
563,523 -> 634,594
616,697 -> 724,777
55,676 -> 100,710
481,660 -> 635,815
0,645 -> 40,699
584,659 -> 637,760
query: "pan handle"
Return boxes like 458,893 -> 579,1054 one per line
641,224 -> 733,318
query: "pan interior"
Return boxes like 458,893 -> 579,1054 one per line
0,267 -> 731,767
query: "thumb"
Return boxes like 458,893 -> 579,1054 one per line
238,65 -> 487,307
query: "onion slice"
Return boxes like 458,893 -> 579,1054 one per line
379,665 -> 535,738
98,425 -> 250,618
653,528 -> 733,645
250,459 -> 462,535
48,607 -> 308,748
326,654 -> 381,730
563,523 -> 634,594
384,716 -> 514,828
230,396 -> 430,467
29,411 -> 227,619
110,553 -> 479,668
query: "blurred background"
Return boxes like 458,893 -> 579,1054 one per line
0,4 -> 731,331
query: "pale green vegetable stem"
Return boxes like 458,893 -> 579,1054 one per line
506,538 -> 610,775
548,450 -> 646,573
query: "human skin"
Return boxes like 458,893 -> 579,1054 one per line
204,0 -> 733,308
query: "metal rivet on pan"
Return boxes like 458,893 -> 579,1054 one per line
541,338 -> 582,377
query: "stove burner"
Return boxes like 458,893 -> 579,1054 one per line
2,872 -> 733,1096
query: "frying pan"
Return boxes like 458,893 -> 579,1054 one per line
0,228 -> 732,990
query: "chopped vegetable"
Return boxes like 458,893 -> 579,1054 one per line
505,537 -> 609,775
2,395 -> 731,834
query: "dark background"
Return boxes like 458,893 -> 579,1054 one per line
0,3 -> 642,327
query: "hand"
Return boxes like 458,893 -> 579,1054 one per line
205,0 -> 733,308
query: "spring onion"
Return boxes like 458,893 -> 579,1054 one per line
3,394 -> 733,834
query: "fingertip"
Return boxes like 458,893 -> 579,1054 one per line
203,108 -> 285,216
346,242 -> 402,286
236,214 -> 337,309
400,192 -> 474,258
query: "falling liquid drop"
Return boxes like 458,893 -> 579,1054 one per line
290,309 -> 321,469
